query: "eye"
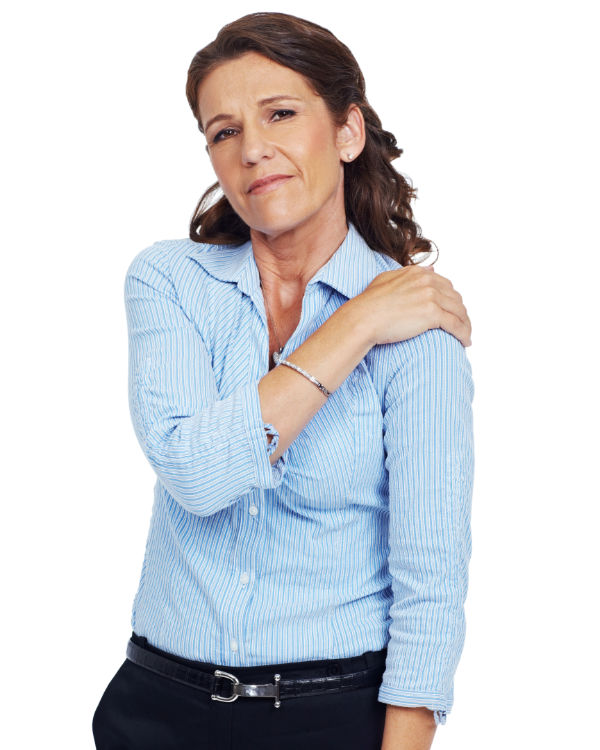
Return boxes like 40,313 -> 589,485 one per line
210,110 -> 296,144
271,109 -> 296,120
212,127 -> 237,144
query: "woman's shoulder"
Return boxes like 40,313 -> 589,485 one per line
125,237 -> 217,276
361,249 -> 465,368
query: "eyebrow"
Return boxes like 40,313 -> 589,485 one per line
203,95 -> 304,134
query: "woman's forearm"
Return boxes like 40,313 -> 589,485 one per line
380,705 -> 437,750
259,298 -> 373,464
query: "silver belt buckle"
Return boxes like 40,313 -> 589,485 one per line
211,669 -> 282,708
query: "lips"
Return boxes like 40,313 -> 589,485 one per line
247,174 -> 292,193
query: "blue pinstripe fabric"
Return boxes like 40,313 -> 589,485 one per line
124,222 -> 475,726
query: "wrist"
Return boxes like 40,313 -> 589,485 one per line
337,297 -> 377,351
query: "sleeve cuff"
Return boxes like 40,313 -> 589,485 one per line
263,423 -> 279,456
378,685 -> 448,726
242,380 -> 288,489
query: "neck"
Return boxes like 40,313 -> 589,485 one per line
251,211 -> 349,301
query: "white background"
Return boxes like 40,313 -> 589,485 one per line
2,1 -> 598,747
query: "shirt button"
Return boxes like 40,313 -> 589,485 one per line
249,505 -> 258,516
231,638 -> 238,652
240,572 -> 249,585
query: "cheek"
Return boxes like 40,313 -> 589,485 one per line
210,153 -> 243,205
210,152 -> 233,187
310,125 -> 335,157
301,133 -> 341,191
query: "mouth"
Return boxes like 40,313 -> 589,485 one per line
247,174 -> 293,195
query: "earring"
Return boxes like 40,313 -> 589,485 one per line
346,153 -> 354,161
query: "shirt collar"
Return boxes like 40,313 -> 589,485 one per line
185,221 -> 383,300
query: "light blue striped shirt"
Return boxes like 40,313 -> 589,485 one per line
124,221 -> 474,726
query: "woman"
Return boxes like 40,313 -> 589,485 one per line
93,11 -> 474,750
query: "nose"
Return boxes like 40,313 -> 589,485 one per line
240,123 -> 275,165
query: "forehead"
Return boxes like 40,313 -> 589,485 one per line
197,52 -> 319,123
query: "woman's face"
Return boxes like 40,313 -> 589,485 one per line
197,52 -> 353,238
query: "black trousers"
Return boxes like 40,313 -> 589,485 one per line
92,632 -> 388,749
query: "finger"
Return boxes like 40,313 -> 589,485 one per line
438,309 -> 471,347
417,269 -> 455,295
437,290 -> 470,329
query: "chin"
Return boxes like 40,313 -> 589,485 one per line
244,208 -> 317,238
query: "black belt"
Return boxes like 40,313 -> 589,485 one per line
126,639 -> 386,709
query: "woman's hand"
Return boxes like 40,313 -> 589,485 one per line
354,265 -> 472,348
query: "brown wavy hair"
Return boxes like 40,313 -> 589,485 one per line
185,12 -> 436,266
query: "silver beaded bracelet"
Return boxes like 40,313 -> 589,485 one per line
276,358 -> 332,397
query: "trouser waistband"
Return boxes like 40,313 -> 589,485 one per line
126,632 -> 387,708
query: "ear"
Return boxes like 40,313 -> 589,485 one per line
336,104 -> 366,163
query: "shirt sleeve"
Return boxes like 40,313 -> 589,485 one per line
125,243 -> 288,516
377,327 -> 475,727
